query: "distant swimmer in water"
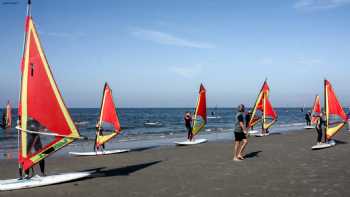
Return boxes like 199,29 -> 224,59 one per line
233,104 -> 248,161
315,112 -> 325,145
305,111 -> 311,126
184,112 -> 193,141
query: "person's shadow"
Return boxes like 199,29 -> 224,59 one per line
244,151 -> 262,159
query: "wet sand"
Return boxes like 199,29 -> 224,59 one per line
1,129 -> 350,197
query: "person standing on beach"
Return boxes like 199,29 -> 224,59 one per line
315,113 -> 325,145
184,112 -> 193,141
305,111 -> 311,126
22,117 -> 45,178
233,104 -> 248,161
94,122 -> 105,152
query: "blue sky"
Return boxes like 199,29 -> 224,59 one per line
0,0 -> 350,108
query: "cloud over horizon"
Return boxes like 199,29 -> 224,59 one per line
294,0 -> 350,10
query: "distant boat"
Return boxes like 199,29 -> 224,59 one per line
248,80 -> 277,137
312,79 -> 348,150
69,83 -> 130,156
175,84 -> 208,145
144,121 -> 162,127
304,95 -> 320,129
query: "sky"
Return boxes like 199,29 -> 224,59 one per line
0,0 -> 350,108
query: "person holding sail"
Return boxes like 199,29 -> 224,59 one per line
94,121 -> 105,152
19,117 -> 46,179
184,112 -> 193,141
233,104 -> 248,161
315,112 -> 325,145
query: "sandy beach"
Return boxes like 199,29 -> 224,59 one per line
1,129 -> 350,197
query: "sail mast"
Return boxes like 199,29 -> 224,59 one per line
324,79 -> 328,142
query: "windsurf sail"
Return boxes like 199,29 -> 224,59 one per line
192,84 -> 207,136
18,1 -> 81,171
311,95 -> 321,124
324,80 -> 347,140
96,83 -> 121,148
248,80 -> 277,130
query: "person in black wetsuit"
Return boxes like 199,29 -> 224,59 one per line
94,122 -> 105,151
305,111 -> 311,126
23,117 -> 45,178
315,113 -> 325,145
184,112 -> 193,141
245,111 -> 252,129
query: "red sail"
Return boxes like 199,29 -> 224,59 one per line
326,80 -> 347,121
192,84 -> 207,135
99,83 -> 121,131
196,84 -> 207,121
264,95 -> 277,119
248,80 -> 277,129
19,16 -> 80,170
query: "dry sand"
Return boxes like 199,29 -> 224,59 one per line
1,129 -> 350,197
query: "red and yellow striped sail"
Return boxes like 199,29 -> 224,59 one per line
324,80 -> 347,139
18,15 -> 80,171
249,80 -> 277,130
311,95 -> 321,124
96,83 -> 121,147
192,84 -> 207,136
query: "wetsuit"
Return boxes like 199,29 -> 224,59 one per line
245,113 -> 251,129
94,126 -> 105,151
26,119 -> 45,176
305,113 -> 311,126
185,115 -> 193,140
315,116 -> 325,143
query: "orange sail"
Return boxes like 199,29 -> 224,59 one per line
311,95 -> 321,124
324,80 -> 348,139
192,84 -> 207,136
96,83 -> 121,147
249,80 -> 277,130
18,12 -> 80,171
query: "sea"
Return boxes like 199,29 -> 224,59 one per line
0,108 -> 342,160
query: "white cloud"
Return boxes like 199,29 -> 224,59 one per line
131,28 -> 215,49
294,0 -> 350,10
258,57 -> 274,65
296,57 -> 323,67
169,64 -> 203,78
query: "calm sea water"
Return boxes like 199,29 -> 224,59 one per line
0,108 -> 327,159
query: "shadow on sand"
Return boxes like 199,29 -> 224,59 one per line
91,160 -> 162,178
334,139 -> 347,145
244,151 -> 262,159
130,146 -> 159,152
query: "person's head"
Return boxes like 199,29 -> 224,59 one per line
238,104 -> 245,112
185,112 -> 191,116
